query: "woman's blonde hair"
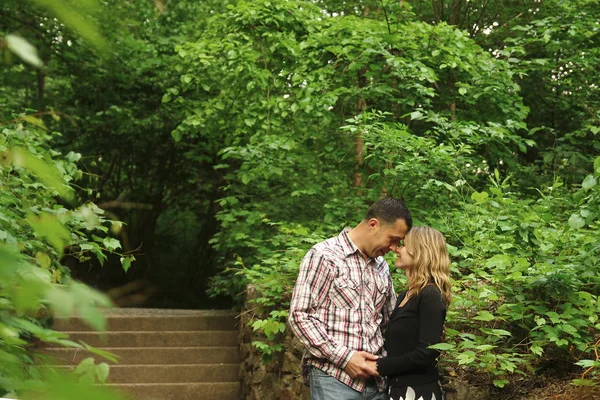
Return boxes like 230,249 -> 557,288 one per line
404,226 -> 452,306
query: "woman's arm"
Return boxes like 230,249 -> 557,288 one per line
374,286 -> 446,376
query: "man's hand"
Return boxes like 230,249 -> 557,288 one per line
343,351 -> 379,379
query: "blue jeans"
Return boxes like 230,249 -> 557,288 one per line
310,367 -> 388,400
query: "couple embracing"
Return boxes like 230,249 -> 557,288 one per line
289,198 -> 451,400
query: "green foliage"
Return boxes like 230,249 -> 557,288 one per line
486,0 -> 600,184
174,0 -> 528,284
209,222 -> 328,359
251,310 -> 288,362
231,163 -> 600,384
0,118 -> 127,397
28,0 -> 109,53
2,0 -> 600,393
2,0 -> 229,307
190,1 -> 599,388
1,5 -> 129,393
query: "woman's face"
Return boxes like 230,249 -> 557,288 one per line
394,244 -> 415,271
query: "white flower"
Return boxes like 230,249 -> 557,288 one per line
391,386 -> 437,400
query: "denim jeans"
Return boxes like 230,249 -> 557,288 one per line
309,367 -> 388,400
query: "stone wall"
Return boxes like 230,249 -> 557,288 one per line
238,284 -> 309,400
238,284 -> 489,400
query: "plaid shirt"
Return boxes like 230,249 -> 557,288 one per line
288,229 -> 397,393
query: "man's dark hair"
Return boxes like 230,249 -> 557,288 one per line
364,197 -> 412,229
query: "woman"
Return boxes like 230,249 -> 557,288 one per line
367,226 -> 452,400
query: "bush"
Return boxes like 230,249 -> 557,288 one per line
1,118 -> 128,399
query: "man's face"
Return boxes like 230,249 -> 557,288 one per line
365,218 -> 409,259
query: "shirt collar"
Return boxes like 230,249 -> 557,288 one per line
339,228 -> 361,258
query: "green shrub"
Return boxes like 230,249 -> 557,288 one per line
0,118 -> 128,399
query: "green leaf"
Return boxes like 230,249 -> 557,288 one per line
21,115 -> 47,129
475,344 -> 497,351
457,351 -> 476,365
410,110 -> 423,120
493,379 -> 509,388
26,213 -> 71,255
0,323 -> 25,346
428,343 -> 455,351
572,379 -> 597,386
101,237 -> 121,251
568,213 -> 585,230
36,252 -> 52,269
79,243 -> 96,251
120,256 -> 134,273
559,324 -> 579,336
82,343 -> 119,363
95,363 -> 110,384
74,357 -> 95,375
92,246 -> 107,266
0,244 -> 24,281
458,87 -> 467,95
581,174 -> 597,190
471,191 -> 489,203
575,359 -> 597,368
78,306 -> 106,332
251,341 -> 269,351
5,34 -> 43,68
473,311 -> 495,322
12,148 -> 74,200
530,344 -> 544,356
45,287 -> 75,318
486,254 -> 512,269
473,311 -> 494,322
171,130 -> 182,142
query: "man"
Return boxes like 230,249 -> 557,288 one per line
288,197 -> 412,400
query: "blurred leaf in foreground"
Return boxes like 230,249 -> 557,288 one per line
5,34 -> 43,68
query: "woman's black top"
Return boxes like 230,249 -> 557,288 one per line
376,285 -> 447,387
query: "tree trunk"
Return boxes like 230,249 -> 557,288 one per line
449,0 -> 463,25
37,69 -> 45,101
432,0 -> 443,23
353,66 -> 368,188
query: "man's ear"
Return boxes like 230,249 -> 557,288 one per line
368,218 -> 379,230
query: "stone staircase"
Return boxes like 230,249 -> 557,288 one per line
41,308 -> 241,400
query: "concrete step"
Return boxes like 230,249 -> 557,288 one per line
53,313 -> 237,332
45,331 -> 237,348
39,346 -> 240,365
105,364 -> 239,383
105,382 -> 240,400
44,308 -> 242,400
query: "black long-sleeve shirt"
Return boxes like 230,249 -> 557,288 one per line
376,285 -> 446,387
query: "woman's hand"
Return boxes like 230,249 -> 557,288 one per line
366,360 -> 380,377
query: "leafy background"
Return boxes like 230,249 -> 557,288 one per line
0,0 -> 599,397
